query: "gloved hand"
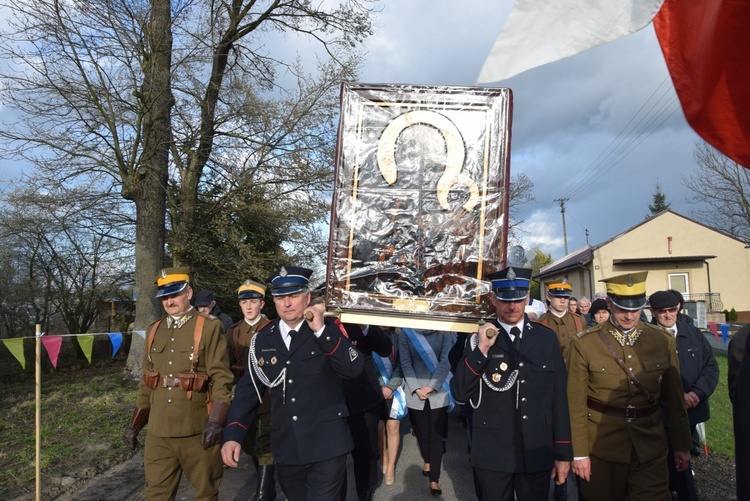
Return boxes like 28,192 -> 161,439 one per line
123,407 -> 149,450
201,400 -> 230,450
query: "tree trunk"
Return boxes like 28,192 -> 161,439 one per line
124,0 -> 173,380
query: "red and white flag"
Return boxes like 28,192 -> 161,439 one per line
479,0 -> 750,168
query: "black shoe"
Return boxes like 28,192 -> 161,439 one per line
430,482 -> 442,496
690,447 -> 704,457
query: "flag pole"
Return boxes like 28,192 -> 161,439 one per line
35,323 -> 41,501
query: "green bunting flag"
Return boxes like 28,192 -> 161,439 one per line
76,334 -> 95,364
3,338 -> 26,369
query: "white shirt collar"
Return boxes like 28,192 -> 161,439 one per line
279,319 -> 305,349
498,321 -> 525,340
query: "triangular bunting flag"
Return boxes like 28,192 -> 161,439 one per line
134,330 -> 146,340
707,321 -> 720,341
108,332 -> 123,358
76,334 -> 95,364
3,338 -> 26,369
42,336 -> 63,368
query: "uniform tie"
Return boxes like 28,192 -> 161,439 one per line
511,326 -> 522,351
289,329 -> 297,338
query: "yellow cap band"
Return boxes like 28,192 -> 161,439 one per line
547,282 -> 572,291
606,281 -> 647,296
238,283 -> 265,296
156,273 -> 190,287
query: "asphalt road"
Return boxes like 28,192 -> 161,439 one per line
57,413 -> 576,501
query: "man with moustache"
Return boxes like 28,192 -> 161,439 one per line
221,266 -> 364,500
124,267 -> 234,500
451,266 -> 572,500
567,272 -> 692,501
224,279 -> 275,500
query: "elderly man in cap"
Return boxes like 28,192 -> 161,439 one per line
451,266 -> 572,501
567,272 -> 692,501
224,279 -> 276,500
195,290 -> 234,333
221,266 -> 364,500
123,267 -> 234,500
538,279 -> 587,364
650,290 -> 718,500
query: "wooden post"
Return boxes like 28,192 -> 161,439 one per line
35,324 -> 41,501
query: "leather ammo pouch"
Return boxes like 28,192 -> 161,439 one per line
143,370 -> 160,389
176,372 -> 210,392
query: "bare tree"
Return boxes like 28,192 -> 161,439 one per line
0,182 -> 133,337
508,172 -> 536,238
684,141 -> 750,242
0,0 -> 374,376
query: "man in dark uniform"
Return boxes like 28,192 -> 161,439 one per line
225,279 -> 275,500
650,290 -> 718,500
567,272 -> 692,501
339,322 -> 392,501
221,266 -> 364,500
451,266 -> 572,501
123,267 -> 234,500
537,279 -> 587,362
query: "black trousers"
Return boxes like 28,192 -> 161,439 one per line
348,405 -> 382,498
474,467 -> 550,501
276,454 -> 347,501
668,446 -> 698,500
409,400 -> 448,483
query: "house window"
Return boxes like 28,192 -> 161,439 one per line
668,273 -> 690,298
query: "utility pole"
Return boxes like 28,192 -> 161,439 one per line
555,197 -> 569,255
585,228 -> 590,245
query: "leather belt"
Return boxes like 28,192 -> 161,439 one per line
159,376 -> 181,388
587,397 -> 660,422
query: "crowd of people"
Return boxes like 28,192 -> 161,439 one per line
123,263 -> 732,501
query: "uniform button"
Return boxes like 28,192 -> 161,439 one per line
521,397 -> 527,402
326,336 -> 331,341
291,398 -> 296,403
171,338 -> 174,342
168,361 -> 173,365
627,354 -> 633,359
168,399 -> 172,403
286,361 -> 291,365
169,374 -> 173,377
601,368 -> 605,371
522,415 -> 528,420
170,349 -> 174,353
520,380 -> 525,384
288,379 -> 293,384
292,416 -> 298,421
656,363 -> 661,368
168,387 -> 172,390
519,362 -> 524,367
542,365 -> 546,369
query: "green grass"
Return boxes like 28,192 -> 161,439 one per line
0,362 -> 138,498
705,353 -> 734,459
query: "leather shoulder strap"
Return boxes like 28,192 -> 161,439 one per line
596,330 -> 654,403
146,319 -> 164,369
191,315 -> 206,372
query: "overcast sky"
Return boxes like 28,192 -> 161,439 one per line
357,0 -> 702,261
0,1 -> 705,263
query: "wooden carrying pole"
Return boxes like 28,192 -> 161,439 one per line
35,323 -> 41,501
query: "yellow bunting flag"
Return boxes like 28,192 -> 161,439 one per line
76,335 -> 95,364
3,338 -> 26,369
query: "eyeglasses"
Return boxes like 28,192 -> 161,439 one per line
656,306 -> 678,315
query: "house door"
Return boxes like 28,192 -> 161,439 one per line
668,273 -> 690,298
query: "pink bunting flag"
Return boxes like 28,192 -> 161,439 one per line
76,334 -> 95,364
3,338 -> 26,369
707,322 -> 719,341
42,336 -> 63,368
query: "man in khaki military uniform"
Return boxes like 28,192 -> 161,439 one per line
537,279 -> 586,362
567,272 -> 692,501
124,267 -> 234,500
224,279 -> 275,500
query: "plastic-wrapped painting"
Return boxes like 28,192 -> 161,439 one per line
326,83 -> 512,332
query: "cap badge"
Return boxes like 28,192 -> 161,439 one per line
626,274 -> 634,287
507,267 -> 516,280
160,269 -> 167,278
561,278 -> 568,285
280,266 -> 288,277
244,279 -> 253,286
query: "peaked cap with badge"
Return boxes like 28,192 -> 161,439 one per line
546,278 -> 573,298
237,279 -> 266,300
486,266 -> 532,301
601,271 -> 648,310
267,266 -> 313,296
154,267 -> 191,298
